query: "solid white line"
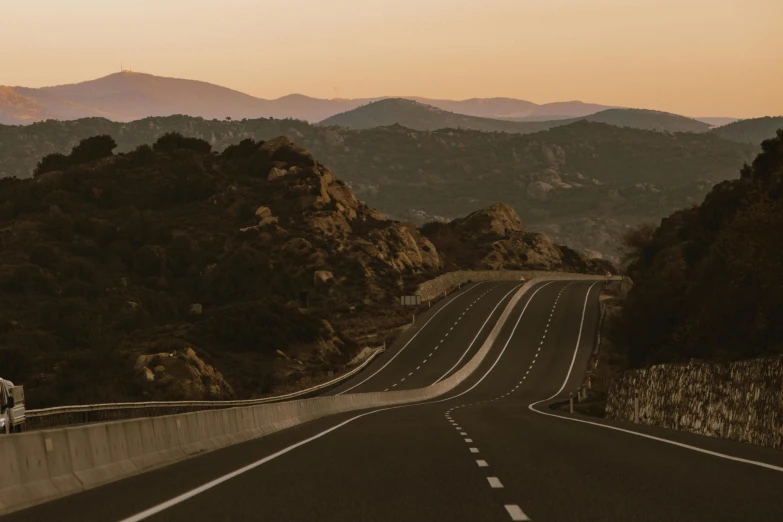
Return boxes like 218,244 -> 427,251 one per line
477,460 -> 488,467
543,282 -> 596,400
528,282 -> 783,475
487,477 -> 503,488
336,283 -> 483,394
433,284 -> 522,384
431,282 -> 553,399
469,447 -> 479,453
505,504 -> 530,520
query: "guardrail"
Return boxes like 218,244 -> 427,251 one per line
24,348 -> 384,431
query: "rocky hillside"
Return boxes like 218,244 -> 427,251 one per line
613,130 -> 783,366
0,134 -> 601,408
422,203 -> 613,274
0,116 -> 757,262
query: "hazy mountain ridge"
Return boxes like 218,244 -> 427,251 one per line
0,71 -> 728,126
710,116 -> 783,144
0,115 -> 759,261
319,98 -> 565,133
320,99 -> 712,134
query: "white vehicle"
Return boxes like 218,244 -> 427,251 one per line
0,378 -> 25,433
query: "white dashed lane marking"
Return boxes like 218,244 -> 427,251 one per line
487,477 -> 504,488
442,282 -> 578,520
505,505 -> 530,521
386,287 -> 497,388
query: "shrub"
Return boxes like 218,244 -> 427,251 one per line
153,132 -> 212,155
29,244 -> 60,270
34,153 -> 70,177
69,135 -> 117,165
3,265 -> 60,295
220,138 -> 257,161
207,301 -> 322,353
128,144 -> 155,167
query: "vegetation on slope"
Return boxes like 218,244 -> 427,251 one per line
614,130 -> 783,365
710,116 -> 783,145
0,116 -> 757,261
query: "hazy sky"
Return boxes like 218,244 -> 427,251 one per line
2,0 -> 781,117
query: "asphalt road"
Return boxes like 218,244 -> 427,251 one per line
8,280 -> 783,522
329,280 -> 523,394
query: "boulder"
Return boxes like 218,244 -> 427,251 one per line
257,136 -> 316,167
327,184 -> 359,209
267,167 -> 287,181
527,181 -> 555,202
255,206 -> 272,218
453,203 -> 525,237
189,303 -> 203,315
282,237 -> 313,253
314,270 -> 334,285
135,347 -> 233,399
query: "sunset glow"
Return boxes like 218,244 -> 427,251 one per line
2,0 -> 781,117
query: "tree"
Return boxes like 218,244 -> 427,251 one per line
34,153 -> 70,177
69,135 -> 117,164
152,132 -> 212,155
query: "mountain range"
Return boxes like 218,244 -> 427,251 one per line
0,71 -> 735,126
320,99 -> 713,134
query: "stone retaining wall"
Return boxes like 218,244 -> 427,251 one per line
606,357 -> 783,450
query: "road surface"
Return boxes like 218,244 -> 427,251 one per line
7,280 -> 783,521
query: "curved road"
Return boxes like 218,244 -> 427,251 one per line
7,280 -> 783,521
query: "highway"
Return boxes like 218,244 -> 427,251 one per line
6,280 -> 783,521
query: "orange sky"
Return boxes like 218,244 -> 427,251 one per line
2,0 -> 781,117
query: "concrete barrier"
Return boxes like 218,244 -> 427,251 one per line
0,274 -> 615,516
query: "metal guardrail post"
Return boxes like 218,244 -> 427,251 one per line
569,392 -> 574,414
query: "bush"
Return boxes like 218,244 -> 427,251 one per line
29,244 -> 60,270
153,132 -> 212,155
128,144 -> 155,167
3,265 -> 60,295
207,301 -> 322,353
34,153 -> 70,177
69,135 -> 117,165
220,138 -> 257,161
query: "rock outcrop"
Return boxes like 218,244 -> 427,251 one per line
422,203 -> 614,274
